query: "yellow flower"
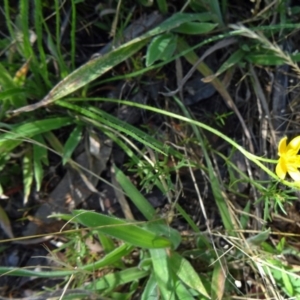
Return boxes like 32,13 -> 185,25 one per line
276,136 -> 300,181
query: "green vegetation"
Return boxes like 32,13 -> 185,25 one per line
1,0 -> 300,299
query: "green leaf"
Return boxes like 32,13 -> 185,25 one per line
156,0 -> 168,14
174,279 -> 196,300
33,134 -> 48,191
173,22 -> 217,35
57,100 -> 177,157
145,221 -> 181,250
72,210 -> 171,248
0,63 -> 27,109
0,87 -> 26,100
84,267 -> 149,291
146,33 -> 177,66
114,165 -> 156,220
213,49 -> 245,78
282,270 -> 294,296
23,148 -> 33,204
0,117 -> 73,158
169,252 -> 210,298
239,201 -> 251,230
246,51 -> 300,65
246,228 -> 270,246
150,248 -> 176,300
141,273 -> 159,300
62,124 -> 83,165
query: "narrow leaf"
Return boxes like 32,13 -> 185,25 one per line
33,134 -> 48,191
72,210 -> 171,248
84,267 -> 149,291
173,22 -> 217,35
141,273 -> 159,300
146,33 -> 177,66
23,148 -> 33,204
114,165 -> 155,220
169,251 -> 210,298
62,124 -> 83,165
0,205 -> 14,239
150,248 -> 176,300
0,117 -> 73,158
204,49 -> 245,81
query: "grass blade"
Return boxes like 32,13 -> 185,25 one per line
169,251 -> 210,298
62,124 -> 83,165
0,117 -> 73,156
72,210 -> 171,248
22,148 -> 33,204
84,267 -> 149,291
114,165 -> 156,221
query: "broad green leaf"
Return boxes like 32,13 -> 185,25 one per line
173,22 -> 217,35
174,279 -> 196,300
62,124 -> 83,165
72,210 -> 171,248
145,221 -> 181,250
33,134 -> 48,191
23,148 -> 33,204
114,165 -> 156,220
84,267 -> 149,291
150,248 -> 176,300
282,270 -> 294,296
146,33 -> 177,66
141,273 -> 159,300
169,252 -> 210,298
0,117 -> 73,158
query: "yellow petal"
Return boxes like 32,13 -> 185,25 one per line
287,135 -> 300,153
287,155 -> 300,168
275,159 -> 287,179
278,137 -> 287,155
287,165 -> 300,182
